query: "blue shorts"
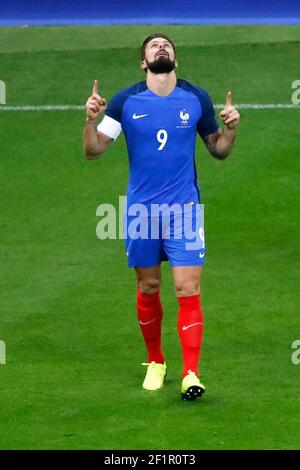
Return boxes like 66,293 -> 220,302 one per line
124,204 -> 205,268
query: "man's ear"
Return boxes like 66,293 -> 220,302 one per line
140,60 -> 147,71
175,60 -> 178,68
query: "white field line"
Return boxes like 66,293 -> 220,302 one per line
0,104 -> 299,111
214,104 -> 299,109
0,105 -> 84,111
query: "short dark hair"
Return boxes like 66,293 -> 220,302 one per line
140,33 -> 176,61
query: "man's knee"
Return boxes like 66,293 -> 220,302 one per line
138,278 -> 161,295
175,280 -> 199,298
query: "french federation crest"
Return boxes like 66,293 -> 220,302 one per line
180,109 -> 190,125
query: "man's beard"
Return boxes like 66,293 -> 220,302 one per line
146,56 -> 176,74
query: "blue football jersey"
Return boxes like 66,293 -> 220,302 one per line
98,79 -> 219,208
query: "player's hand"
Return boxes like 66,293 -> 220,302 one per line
219,91 -> 240,129
86,80 -> 107,121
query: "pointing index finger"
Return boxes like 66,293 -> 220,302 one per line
92,80 -> 99,95
225,91 -> 232,108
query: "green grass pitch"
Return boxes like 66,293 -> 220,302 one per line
0,25 -> 299,450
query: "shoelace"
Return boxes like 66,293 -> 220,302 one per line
187,370 -> 198,379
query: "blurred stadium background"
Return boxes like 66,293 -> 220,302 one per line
0,0 -> 299,450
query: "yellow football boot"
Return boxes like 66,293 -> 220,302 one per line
142,361 -> 167,391
181,370 -> 205,400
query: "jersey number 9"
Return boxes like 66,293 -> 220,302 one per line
157,129 -> 168,151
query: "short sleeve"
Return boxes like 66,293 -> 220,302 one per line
104,90 -> 125,123
96,88 -> 129,140
96,82 -> 146,139
196,89 -> 219,138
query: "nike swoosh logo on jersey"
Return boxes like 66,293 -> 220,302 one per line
182,322 -> 202,331
132,113 -> 148,119
139,318 -> 156,326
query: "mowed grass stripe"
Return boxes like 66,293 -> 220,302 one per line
0,25 -> 300,53
1,41 -> 299,106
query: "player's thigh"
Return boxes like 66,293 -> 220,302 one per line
135,265 -> 161,294
125,215 -> 166,269
172,266 -> 202,297
163,204 -> 205,268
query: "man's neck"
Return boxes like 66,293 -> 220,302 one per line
146,71 -> 177,97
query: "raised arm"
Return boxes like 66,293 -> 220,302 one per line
204,91 -> 240,160
83,80 -> 113,159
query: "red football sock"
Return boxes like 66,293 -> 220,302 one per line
137,289 -> 165,364
177,294 -> 204,378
